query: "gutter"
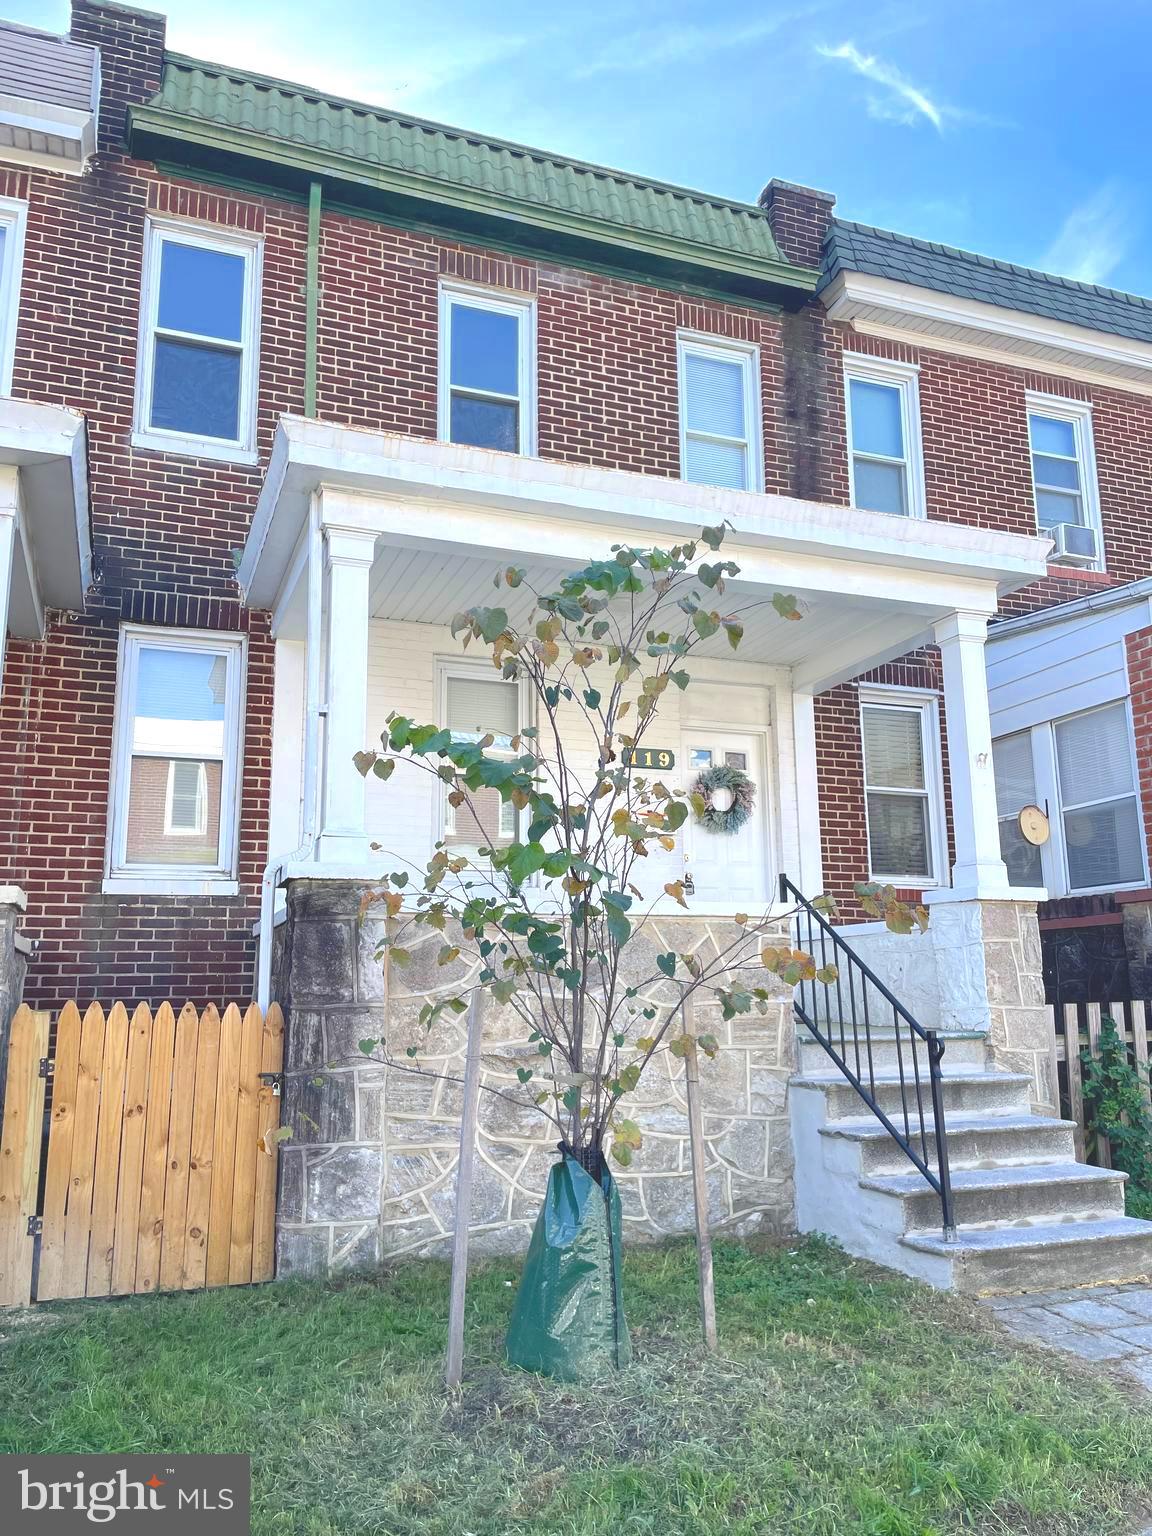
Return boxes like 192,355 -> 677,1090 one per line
987,575 -> 1152,644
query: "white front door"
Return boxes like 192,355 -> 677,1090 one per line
682,731 -> 768,906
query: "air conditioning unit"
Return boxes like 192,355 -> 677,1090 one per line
1049,522 -> 1099,567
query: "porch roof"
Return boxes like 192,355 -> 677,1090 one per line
239,417 -> 1051,692
0,397 -> 90,635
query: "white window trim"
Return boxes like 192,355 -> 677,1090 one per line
436,658 -> 531,851
0,195 -> 27,396
859,685 -> 948,887
132,218 -> 263,464
104,624 -> 247,894
438,282 -> 536,456
1024,391 -> 1104,569
676,331 -> 763,494
844,353 -> 925,520
164,758 -> 208,837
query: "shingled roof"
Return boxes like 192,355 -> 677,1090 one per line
130,54 -> 818,302
822,220 -> 1152,346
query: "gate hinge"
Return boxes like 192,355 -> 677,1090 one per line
258,1072 -> 284,1097
38,1057 -> 53,1079
27,1215 -> 42,1236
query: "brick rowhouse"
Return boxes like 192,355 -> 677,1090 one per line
1,0 -> 1150,998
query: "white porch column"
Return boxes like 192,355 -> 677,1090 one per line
791,689 -> 825,897
0,466 -> 18,683
316,523 -> 377,863
933,609 -> 1010,899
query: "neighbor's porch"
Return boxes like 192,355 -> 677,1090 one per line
240,417 -> 1051,1006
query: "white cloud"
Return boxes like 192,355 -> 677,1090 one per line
1038,183 -> 1132,286
817,41 -> 943,130
576,6 -> 830,78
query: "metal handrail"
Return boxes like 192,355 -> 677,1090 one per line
780,873 -> 956,1239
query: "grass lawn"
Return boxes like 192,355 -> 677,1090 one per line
1,1237 -> 1150,1536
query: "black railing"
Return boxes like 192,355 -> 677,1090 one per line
780,874 -> 956,1239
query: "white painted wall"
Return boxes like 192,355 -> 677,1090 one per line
272,615 -> 805,910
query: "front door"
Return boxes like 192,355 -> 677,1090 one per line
682,731 -> 767,906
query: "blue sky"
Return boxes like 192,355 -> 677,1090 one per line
14,0 -> 1151,293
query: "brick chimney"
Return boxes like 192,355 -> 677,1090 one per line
70,0 -> 166,156
758,178 -> 836,272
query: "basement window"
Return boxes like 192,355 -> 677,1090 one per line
677,334 -> 762,492
439,284 -> 535,454
844,355 -> 924,519
106,626 -> 246,894
860,690 -> 946,885
133,221 -> 262,464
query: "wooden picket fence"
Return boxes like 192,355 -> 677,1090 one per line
0,1001 -> 283,1308
1052,998 -> 1152,1164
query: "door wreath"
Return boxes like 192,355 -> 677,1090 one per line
691,764 -> 755,834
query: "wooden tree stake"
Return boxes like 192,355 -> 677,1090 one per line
683,995 -> 717,1352
445,988 -> 487,1390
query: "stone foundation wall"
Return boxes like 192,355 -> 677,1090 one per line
273,881 -> 796,1276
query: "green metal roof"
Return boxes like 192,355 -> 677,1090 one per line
130,55 -> 818,303
823,220 -> 1152,345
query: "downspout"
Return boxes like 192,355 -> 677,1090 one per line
305,179 -> 322,419
257,498 -> 324,1010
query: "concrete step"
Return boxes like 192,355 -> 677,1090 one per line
797,1028 -> 989,1074
901,1216 -> 1152,1296
791,1069 -> 1034,1122
820,1111 -> 1080,1176
861,1162 -> 1127,1232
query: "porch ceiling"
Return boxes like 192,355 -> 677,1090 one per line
245,416 -> 1052,692
0,397 -> 91,632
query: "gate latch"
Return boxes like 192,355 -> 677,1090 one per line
258,1072 -> 284,1097
38,1058 -> 53,1079
27,1216 -> 42,1237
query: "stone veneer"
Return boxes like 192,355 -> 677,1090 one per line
273,881 -> 796,1276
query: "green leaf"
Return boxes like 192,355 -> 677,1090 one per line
372,758 -> 396,781
723,620 -> 744,651
772,592 -> 803,622
583,688 -> 602,709
358,1038 -> 379,1056
352,750 -> 377,777
656,952 -> 676,978
516,1067 -> 534,1084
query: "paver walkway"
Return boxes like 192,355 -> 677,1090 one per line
982,1283 -> 1152,1390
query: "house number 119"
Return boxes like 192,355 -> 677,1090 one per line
623,747 -> 675,770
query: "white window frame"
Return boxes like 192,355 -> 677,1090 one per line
844,354 -> 925,520
132,219 -> 263,465
436,658 -> 531,850
438,282 -> 536,456
1025,391 -> 1104,568
859,685 -> 948,886
164,758 -> 208,837
0,196 -> 27,396
104,625 -> 247,895
676,332 -> 763,493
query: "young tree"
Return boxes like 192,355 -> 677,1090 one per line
353,523 -> 920,1377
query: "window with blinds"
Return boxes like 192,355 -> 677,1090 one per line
1055,702 -> 1144,890
165,758 -> 207,835
678,337 -> 759,492
443,671 -> 521,850
993,731 -> 1043,886
861,699 -> 938,881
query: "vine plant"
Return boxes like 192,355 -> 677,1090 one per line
353,523 -> 921,1165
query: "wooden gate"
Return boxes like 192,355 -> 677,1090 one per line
0,1001 -> 283,1307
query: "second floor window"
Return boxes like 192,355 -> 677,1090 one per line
0,196 -> 27,394
677,336 -> 760,492
1026,395 -> 1102,565
439,286 -> 535,454
845,357 -> 924,518
135,223 -> 261,460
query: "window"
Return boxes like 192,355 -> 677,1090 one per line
439,285 -> 534,454
441,666 -> 525,853
135,222 -> 261,461
0,196 -> 27,394
677,335 -> 761,492
844,357 -> 924,518
1055,702 -> 1144,891
107,628 -> 246,890
993,731 -> 1044,887
1026,394 -> 1101,543
860,692 -> 945,884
